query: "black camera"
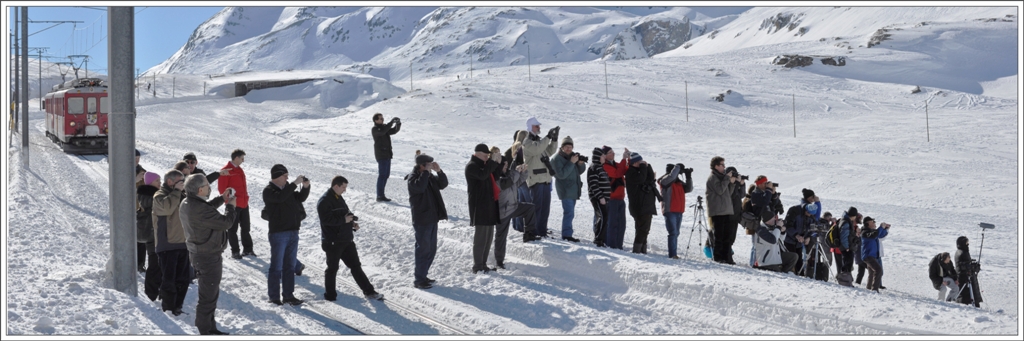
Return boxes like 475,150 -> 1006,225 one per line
807,222 -> 829,233
572,152 -> 588,163
771,182 -> 779,188
676,163 -> 694,175
539,154 -> 556,175
970,260 -> 981,273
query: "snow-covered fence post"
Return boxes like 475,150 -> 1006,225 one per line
172,77 -> 175,98
152,73 -> 156,97
107,6 -> 138,297
527,45 -> 532,81
203,81 -> 206,97
926,101 -> 930,142
792,94 -> 796,138
470,53 -> 473,79
409,60 -> 413,91
685,81 -> 689,122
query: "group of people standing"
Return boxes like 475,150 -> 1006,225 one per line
136,149 -> 381,334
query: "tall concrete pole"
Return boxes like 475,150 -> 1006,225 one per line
22,7 -> 29,153
107,6 -> 137,296
14,8 -> 19,133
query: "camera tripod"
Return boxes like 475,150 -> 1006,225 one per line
798,233 -> 835,281
685,196 -> 708,260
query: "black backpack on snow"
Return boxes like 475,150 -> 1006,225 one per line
783,204 -> 803,230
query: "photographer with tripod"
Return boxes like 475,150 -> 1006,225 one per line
955,236 -> 984,307
706,156 -> 739,264
659,163 -> 694,259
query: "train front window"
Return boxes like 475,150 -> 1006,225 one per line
87,98 -> 97,113
67,97 -> 84,114
99,97 -> 110,114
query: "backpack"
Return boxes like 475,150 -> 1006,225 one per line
739,198 -> 759,234
783,204 -> 803,230
825,221 -> 842,248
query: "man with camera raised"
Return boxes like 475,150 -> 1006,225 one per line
372,113 -> 402,202
706,156 -> 738,264
262,164 -> 310,306
658,163 -> 694,259
859,217 -> 889,292
317,175 -> 382,301
551,136 -> 586,242
752,210 -> 798,273
625,152 -> 658,254
522,117 -> 560,238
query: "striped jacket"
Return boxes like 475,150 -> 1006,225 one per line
587,148 -> 611,201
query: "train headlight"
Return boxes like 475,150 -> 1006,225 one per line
69,121 -> 76,127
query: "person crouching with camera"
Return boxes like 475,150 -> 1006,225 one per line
955,236 -> 984,307
859,217 -> 889,292
752,210 -> 798,273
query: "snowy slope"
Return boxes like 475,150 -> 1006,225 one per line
149,6 -> 735,81
4,5 -> 1021,337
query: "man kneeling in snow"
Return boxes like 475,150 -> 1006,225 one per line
753,210 -> 798,273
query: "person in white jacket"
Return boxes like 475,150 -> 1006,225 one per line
752,210 -> 798,273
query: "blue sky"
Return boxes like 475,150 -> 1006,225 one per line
7,5 -> 223,74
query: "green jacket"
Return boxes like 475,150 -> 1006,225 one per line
551,150 -> 586,200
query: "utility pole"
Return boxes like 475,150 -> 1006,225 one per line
604,62 -> 608,99
527,45 -> 531,81
31,47 -> 49,108
14,9 -> 20,132
22,7 -> 30,155
685,81 -> 689,122
469,53 -> 473,79
107,6 -> 137,297
409,60 -> 413,91
792,94 -> 796,138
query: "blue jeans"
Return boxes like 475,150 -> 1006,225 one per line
530,182 -> 552,237
268,230 -> 299,301
377,159 -> 391,199
561,199 -> 575,238
664,212 -> 683,258
413,223 -> 438,285
513,185 -> 532,232
606,199 -> 626,249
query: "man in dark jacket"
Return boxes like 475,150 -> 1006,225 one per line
153,170 -> 189,316
724,166 -> 746,262
317,175 -> 382,301
406,152 -> 448,289
137,172 -> 162,301
929,252 -> 958,301
955,236 -> 983,307
466,144 -> 501,273
625,152 -> 657,254
180,174 -> 236,335
262,164 -> 310,306
372,113 -> 401,202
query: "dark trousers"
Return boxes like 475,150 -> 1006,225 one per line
530,182 -> 552,236
840,249 -> 854,273
759,251 -> 799,273
606,199 -> 627,249
784,242 -> 803,275
413,223 -> 438,285
376,159 -> 391,199
227,207 -> 253,254
590,198 -> 608,246
323,240 -> 375,299
497,203 -> 535,264
710,215 -> 734,263
631,214 -> 652,253
142,241 -> 162,301
190,252 -> 223,335
137,242 -> 148,270
864,256 -> 883,291
157,249 -> 190,312
472,225 -> 495,271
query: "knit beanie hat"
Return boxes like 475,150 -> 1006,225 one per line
415,153 -> 434,165
629,152 -> 643,164
144,172 -> 161,186
847,206 -> 859,218
593,147 -> 604,162
804,202 -> 820,217
474,143 -> 490,154
761,209 -> 776,223
802,188 -> 816,200
601,145 -> 613,155
561,136 -> 574,148
271,164 -> 288,179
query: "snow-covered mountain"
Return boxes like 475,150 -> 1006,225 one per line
148,6 -> 743,80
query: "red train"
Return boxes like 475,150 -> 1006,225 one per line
44,77 -> 109,154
